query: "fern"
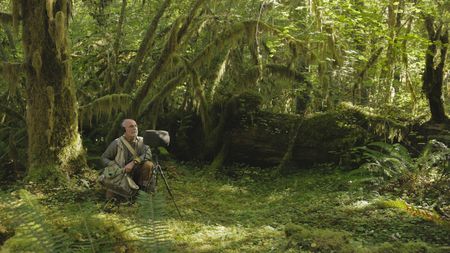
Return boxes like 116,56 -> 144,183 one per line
356,140 -> 450,208
0,189 -> 171,253
417,140 -> 450,176
356,141 -> 413,180
134,190 -> 170,252
0,190 -> 71,253
74,191 -> 170,253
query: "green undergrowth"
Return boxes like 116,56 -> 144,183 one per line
1,161 -> 449,252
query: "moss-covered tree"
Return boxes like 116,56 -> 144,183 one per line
422,15 -> 449,123
19,0 -> 84,181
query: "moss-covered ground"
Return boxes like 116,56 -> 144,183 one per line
165,163 -> 449,252
1,161 -> 449,252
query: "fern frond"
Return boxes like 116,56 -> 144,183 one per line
417,140 -> 450,174
134,190 -> 170,252
366,142 -> 413,164
356,142 -> 413,180
0,190 -> 71,252
0,190 -> 174,253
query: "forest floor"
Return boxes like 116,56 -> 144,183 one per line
1,161 -> 449,252
162,162 -> 450,252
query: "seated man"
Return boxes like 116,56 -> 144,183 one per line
101,119 -> 153,199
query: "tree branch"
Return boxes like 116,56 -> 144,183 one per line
129,0 -> 209,117
122,0 -> 172,92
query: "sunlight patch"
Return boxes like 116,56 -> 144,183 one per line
266,189 -> 291,203
168,221 -> 283,252
217,184 -> 247,194
352,200 -> 370,209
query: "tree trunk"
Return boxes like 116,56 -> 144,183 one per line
422,16 -> 449,123
22,0 -> 84,182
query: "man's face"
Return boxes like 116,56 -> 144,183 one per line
124,120 -> 138,139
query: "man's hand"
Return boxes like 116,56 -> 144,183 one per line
124,161 -> 134,173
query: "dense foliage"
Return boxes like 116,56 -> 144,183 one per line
0,0 -> 449,173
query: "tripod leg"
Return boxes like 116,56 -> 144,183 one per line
158,167 -> 182,218
146,167 -> 157,194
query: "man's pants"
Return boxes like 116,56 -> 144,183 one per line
131,160 -> 154,188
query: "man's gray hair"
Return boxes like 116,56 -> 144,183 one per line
121,119 -> 135,128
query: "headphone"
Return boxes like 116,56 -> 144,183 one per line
121,120 -> 126,132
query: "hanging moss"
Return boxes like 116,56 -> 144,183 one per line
54,11 -> 66,59
337,102 -> 408,142
187,66 -> 210,135
266,64 -> 309,84
191,22 -> 246,68
167,18 -> 180,54
122,0 -> 172,92
31,50 -> 42,78
176,0 -> 206,42
46,0 -> 55,19
139,21 -> 258,121
46,86 -> 55,145
1,62 -> 22,95
79,94 -> 132,127
129,18 -> 182,117
210,50 -> 230,100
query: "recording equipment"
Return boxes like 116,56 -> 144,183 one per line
143,130 -> 170,148
142,130 -> 181,218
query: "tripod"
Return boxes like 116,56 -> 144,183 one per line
147,148 -> 182,218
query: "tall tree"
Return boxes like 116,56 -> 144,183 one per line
422,15 -> 449,123
20,0 -> 84,181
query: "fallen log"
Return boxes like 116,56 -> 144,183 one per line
158,93 -> 408,169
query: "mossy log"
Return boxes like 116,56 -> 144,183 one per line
226,110 -> 369,168
157,93 -> 407,169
